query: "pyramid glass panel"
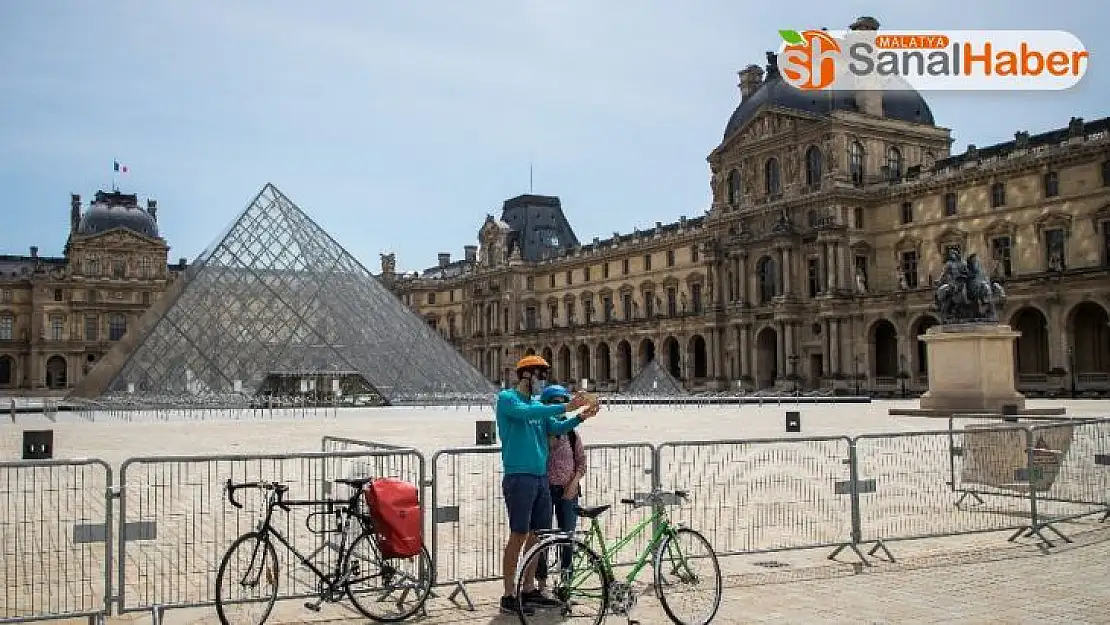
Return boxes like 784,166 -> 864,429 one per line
623,359 -> 687,395
100,183 -> 495,404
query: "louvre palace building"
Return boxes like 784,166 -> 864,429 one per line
0,190 -> 184,393
391,17 -> 1110,397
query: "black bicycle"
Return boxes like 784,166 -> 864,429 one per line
215,477 -> 433,624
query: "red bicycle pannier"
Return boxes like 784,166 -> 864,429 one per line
364,478 -> 422,559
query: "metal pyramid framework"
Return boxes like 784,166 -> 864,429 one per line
622,359 -> 687,396
84,183 -> 495,404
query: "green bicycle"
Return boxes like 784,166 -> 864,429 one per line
514,489 -> 722,625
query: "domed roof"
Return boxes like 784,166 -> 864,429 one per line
76,191 -> 159,238
722,52 -> 935,141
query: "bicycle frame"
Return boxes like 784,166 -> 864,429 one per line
252,490 -> 369,590
582,511 -> 674,583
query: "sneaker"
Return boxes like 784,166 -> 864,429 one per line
522,589 -> 562,607
500,595 -> 534,615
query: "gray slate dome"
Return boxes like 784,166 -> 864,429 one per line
723,52 -> 935,141
77,191 -> 159,238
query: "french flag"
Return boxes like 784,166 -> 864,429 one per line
113,160 -> 128,173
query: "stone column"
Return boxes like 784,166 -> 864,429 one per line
825,243 -> 836,293
837,242 -> 849,292
785,322 -> 795,362
831,318 -> 841,374
783,248 -> 793,294
738,325 -> 750,378
820,242 -> 829,294
738,253 -> 748,303
776,323 -> 786,380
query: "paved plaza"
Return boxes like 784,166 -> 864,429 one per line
2,399 -> 1108,624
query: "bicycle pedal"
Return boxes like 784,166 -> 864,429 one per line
303,602 -> 321,612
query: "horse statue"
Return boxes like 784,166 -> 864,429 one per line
933,249 -> 1006,324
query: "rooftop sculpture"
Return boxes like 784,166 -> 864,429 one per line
933,248 -> 1007,324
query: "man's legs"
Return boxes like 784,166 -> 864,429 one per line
519,478 -> 557,604
501,474 -> 543,613
535,484 -> 563,589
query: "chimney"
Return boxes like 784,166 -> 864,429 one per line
29,246 -> 38,258
438,252 -> 451,268
738,64 -> 764,101
464,245 -> 478,263
147,199 -> 158,220
178,258 -> 187,270
850,16 -> 884,117
70,194 -> 81,231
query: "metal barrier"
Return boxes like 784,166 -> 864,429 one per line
0,459 -> 113,625
115,448 -> 424,620
1021,420 -> 1110,540
429,443 -> 655,590
656,437 -> 860,561
2,417 -> 1109,621
854,427 -> 1033,561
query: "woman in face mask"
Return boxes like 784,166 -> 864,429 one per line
534,384 -> 587,591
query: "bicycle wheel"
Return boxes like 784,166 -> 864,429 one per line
345,531 -> 433,622
653,528 -> 721,625
215,532 -> 280,625
516,537 -> 609,625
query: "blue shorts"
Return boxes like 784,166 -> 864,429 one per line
502,473 -> 553,535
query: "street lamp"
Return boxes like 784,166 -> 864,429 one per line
788,353 -> 800,394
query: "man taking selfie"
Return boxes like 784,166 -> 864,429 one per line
495,355 -> 599,614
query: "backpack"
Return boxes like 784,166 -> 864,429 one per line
363,478 -> 422,559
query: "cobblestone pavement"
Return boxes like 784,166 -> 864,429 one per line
103,524 -> 1108,624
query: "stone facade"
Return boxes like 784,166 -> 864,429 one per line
0,190 -> 183,394
392,79 -> 1110,396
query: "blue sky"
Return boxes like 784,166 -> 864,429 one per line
1,1 -> 1105,273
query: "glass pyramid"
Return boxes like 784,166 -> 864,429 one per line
99,183 -> 495,404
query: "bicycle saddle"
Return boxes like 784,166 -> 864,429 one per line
574,504 -> 610,519
334,477 -> 372,489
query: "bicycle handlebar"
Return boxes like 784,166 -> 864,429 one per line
621,489 -> 689,506
225,479 -> 290,510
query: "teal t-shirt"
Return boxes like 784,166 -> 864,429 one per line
495,389 -> 582,476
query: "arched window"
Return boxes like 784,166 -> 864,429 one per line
757,256 -> 777,304
727,168 -> 742,204
805,146 -> 823,188
849,141 -> 864,186
886,146 -> 903,181
764,158 -> 781,196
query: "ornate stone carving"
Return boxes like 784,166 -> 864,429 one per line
784,145 -> 800,183
823,133 -> 839,171
742,159 -> 758,195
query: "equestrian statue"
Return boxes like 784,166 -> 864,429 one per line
933,248 -> 1007,324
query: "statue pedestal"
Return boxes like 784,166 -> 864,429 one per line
891,323 -> 1065,417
